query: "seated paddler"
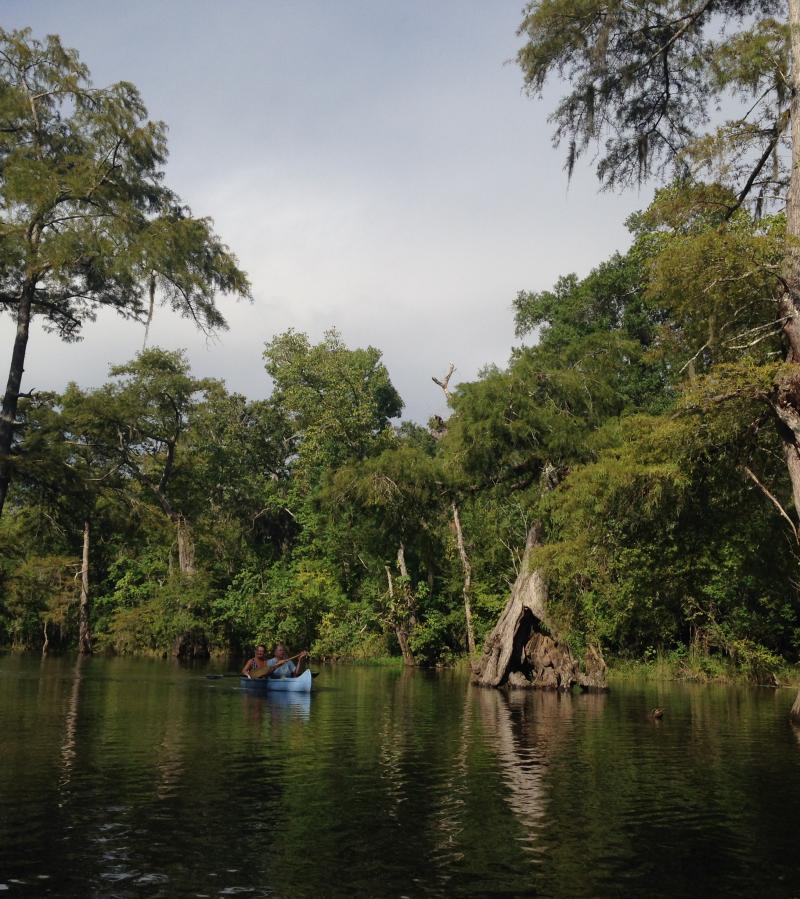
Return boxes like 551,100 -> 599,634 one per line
241,643 -> 269,678
242,642 -> 309,679
268,642 -> 309,678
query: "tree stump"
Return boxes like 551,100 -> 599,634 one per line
471,525 -> 607,691
791,689 -> 800,725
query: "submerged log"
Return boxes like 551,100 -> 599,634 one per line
471,525 -> 607,691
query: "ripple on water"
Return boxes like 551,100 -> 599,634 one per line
4,659 -> 800,898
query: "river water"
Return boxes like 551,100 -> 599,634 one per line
1,654 -> 799,898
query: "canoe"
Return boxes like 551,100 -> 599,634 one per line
240,668 -> 313,693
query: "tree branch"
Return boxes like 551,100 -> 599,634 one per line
432,363 -> 456,400
742,465 -> 798,542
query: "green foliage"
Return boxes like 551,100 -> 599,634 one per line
264,328 -> 402,483
312,593 -> 389,660
3,554 -> 79,649
213,558 -> 347,654
1,27 -> 797,678
408,606 -> 460,667
104,574 -> 215,655
517,0 -> 788,199
0,27 -> 250,337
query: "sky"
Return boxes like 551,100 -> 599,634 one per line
1,0 -> 649,422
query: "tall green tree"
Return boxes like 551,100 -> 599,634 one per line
64,349 -> 214,575
324,442 -> 443,664
264,328 -> 403,486
17,391 -> 121,653
263,329 -> 403,555
0,28 -> 250,514
517,0 -> 800,711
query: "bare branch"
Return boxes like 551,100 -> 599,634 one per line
742,465 -> 798,542
432,363 -> 456,400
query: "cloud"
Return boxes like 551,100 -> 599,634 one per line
0,0 -> 647,422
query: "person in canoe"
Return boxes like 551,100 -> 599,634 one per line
270,643 -> 309,678
241,644 -> 269,678
241,642 -> 309,679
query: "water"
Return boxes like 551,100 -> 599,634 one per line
1,654 -> 799,898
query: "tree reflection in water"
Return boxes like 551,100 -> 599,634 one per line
475,686 -> 607,852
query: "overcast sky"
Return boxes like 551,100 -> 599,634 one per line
1,1 -> 649,422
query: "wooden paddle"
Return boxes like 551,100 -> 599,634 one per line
205,671 -> 319,679
248,651 -> 306,680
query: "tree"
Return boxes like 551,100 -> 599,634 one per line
0,28 -> 250,515
518,0 -> 788,195
517,0 -> 800,711
65,349 -> 214,575
324,442 -> 443,664
448,247 -> 667,686
182,386 -> 296,569
18,391 -> 119,653
263,329 -> 411,656
264,328 -> 403,485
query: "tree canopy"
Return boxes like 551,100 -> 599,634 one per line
0,27 -> 250,514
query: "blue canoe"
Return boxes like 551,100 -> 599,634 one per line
240,668 -> 313,693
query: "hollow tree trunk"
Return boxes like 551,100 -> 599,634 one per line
472,525 -> 548,687
0,284 -> 34,517
471,524 -> 607,690
78,518 -> 92,655
452,502 -> 476,654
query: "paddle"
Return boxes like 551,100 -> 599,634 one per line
205,672 -> 319,680
248,651 -> 306,680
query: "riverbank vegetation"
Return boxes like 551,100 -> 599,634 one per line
2,19 -> 800,687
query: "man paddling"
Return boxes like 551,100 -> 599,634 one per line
267,643 -> 308,678
241,642 -> 308,679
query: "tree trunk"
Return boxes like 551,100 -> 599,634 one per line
396,543 -> 417,628
42,619 -> 49,656
471,524 -> 607,690
78,518 -> 92,655
176,514 -> 195,576
781,0 -> 800,719
791,690 -> 800,725
396,542 -> 409,579
471,525 -> 548,686
0,284 -> 34,517
386,564 -> 414,666
452,501 -> 476,654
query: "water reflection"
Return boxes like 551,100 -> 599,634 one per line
430,687 -> 471,866
155,679 -> 187,801
376,667 -> 415,821
475,687 -> 607,853
59,654 -> 86,790
240,689 -> 311,725
4,657 -> 800,898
